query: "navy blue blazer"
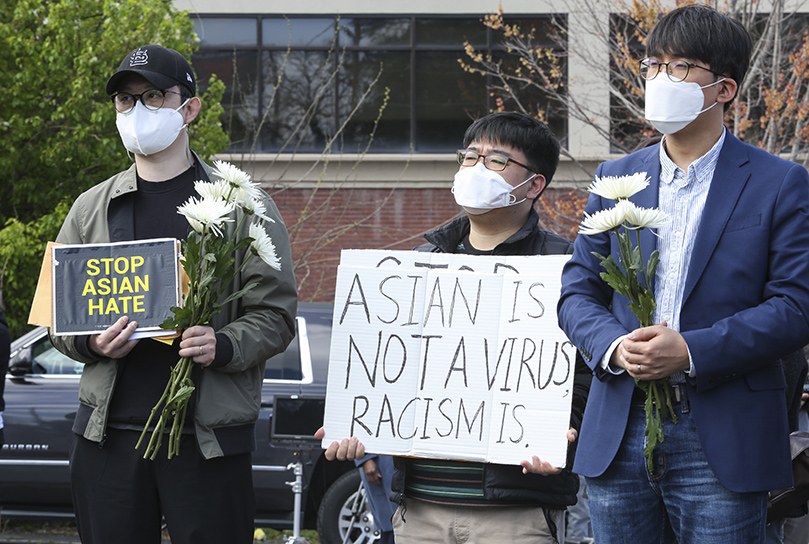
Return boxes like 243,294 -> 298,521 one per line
558,130 -> 809,493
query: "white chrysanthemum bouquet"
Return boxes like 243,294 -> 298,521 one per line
580,172 -> 676,471
136,161 -> 281,460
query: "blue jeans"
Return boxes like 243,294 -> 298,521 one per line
586,399 -> 767,544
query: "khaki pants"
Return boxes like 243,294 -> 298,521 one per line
392,498 -> 565,544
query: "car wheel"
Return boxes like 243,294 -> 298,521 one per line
316,469 -> 380,544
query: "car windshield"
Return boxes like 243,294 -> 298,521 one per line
33,340 -> 83,375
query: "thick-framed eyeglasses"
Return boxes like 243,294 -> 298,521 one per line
456,150 -> 535,173
639,58 -> 724,82
110,89 -> 182,114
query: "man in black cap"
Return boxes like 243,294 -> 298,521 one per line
50,45 -> 298,544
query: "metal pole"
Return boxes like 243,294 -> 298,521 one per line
285,454 -> 308,544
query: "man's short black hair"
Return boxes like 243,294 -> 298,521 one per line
647,5 -> 752,108
462,112 -> 561,191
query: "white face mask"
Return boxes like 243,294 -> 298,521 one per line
115,99 -> 190,156
645,76 -> 725,134
452,163 -> 536,215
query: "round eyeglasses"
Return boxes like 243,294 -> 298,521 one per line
639,58 -> 724,82
456,150 -> 535,173
110,89 -> 182,114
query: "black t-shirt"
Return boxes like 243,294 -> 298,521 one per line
107,167 -> 196,427
133,168 -> 197,241
457,234 -> 495,255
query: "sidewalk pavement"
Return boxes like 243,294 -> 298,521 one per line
0,536 -> 288,544
0,535 -> 84,544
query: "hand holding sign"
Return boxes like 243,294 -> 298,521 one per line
314,427 -> 365,461
88,316 -> 140,359
520,428 -> 578,475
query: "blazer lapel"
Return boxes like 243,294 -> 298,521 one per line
682,132 -> 751,304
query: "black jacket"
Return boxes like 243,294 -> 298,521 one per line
392,208 -> 592,509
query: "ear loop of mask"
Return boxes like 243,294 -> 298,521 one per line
698,78 -> 726,114
507,173 -> 538,205
178,98 -> 195,168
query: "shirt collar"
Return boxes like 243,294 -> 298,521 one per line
659,127 -> 727,187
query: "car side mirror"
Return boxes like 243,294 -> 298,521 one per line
8,346 -> 33,376
9,361 -> 33,376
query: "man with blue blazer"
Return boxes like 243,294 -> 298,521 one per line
558,6 -> 809,543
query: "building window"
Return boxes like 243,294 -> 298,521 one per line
191,15 -> 565,154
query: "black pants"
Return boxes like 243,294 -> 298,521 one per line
70,428 -> 255,544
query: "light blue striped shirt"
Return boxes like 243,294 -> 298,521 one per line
654,130 -> 726,381
654,129 -> 726,331
602,129 -> 727,376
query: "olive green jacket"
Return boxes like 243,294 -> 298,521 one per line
50,157 -> 297,459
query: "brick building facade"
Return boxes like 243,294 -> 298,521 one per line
268,184 -> 587,303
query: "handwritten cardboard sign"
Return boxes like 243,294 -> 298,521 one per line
51,238 -> 181,338
322,249 -> 574,467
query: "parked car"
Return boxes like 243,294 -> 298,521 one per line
1,302 -> 382,544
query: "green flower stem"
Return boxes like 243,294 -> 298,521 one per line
634,228 -> 651,296
143,391 -> 172,460
631,225 -> 678,473
225,211 -> 256,289
167,357 -> 195,458
135,375 -> 173,452
136,356 -> 193,460
599,226 -> 678,474
233,210 -> 249,241
137,227 -> 215,459
233,250 -> 255,280
174,395 -> 190,456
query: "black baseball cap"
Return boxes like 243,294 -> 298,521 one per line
106,45 -> 196,96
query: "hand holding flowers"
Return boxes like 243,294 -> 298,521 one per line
136,161 -> 281,460
579,172 -> 677,472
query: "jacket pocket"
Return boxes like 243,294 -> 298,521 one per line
725,214 -> 761,233
745,364 -> 786,391
72,402 -> 95,435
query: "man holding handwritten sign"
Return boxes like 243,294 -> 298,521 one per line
317,112 -> 590,544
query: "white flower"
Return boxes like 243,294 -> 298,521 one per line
239,192 -> 275,223
248,223 -> 281,270
212,160 -> 263,200
212,160 -> 251,186
579,200 -> 632,235
178,195 -> 235,236
587,172 -> 650,201
194,179 -> 231,201
624,204 -> 668,230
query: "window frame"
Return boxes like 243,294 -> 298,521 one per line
191,13 -> 567,153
